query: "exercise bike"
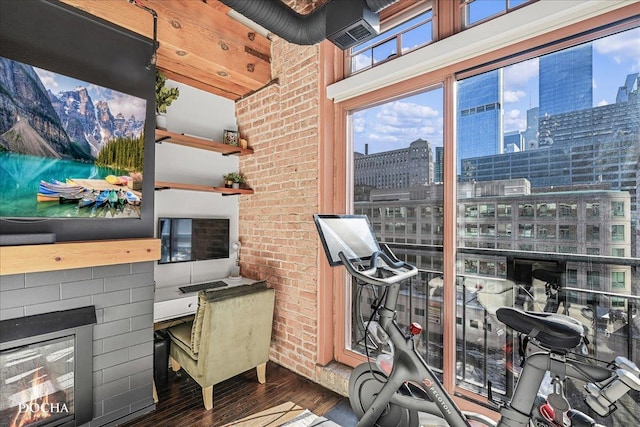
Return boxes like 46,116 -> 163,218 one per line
313,214 -> 640,427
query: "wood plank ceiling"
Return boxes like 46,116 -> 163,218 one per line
61,0 -> 272,100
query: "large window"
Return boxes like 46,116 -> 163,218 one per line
337,4 -> 639,422
350,87 -> 445,371
350,10 -> 434,74
455,28 -> 639,416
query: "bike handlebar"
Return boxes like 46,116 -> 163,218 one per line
338,250 -> 418,286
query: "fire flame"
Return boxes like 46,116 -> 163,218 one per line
10,371 -> 52,427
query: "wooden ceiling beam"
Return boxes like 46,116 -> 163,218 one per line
143,0 -> 271,87
61,0 -> 272,99
158,56 -> 248,100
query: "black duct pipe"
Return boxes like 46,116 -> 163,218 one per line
219,0 -> 399,46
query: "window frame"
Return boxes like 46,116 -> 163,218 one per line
460,0 -> 538,29
326,1 -> 638,414
346,0 -> 435,76
348,9 -> 436,75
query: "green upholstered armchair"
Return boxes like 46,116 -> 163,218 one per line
167,282 -> 275,410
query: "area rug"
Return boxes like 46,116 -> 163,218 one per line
280,410 -> 322,426
221,401 -> 319,427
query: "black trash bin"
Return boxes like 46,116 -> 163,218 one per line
153,330 -> 170,386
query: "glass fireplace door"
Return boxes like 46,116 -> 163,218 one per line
1,336 -> 75,427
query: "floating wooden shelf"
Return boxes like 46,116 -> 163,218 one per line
155,129 -> 253,156
155,181 -> 254,196
0,238 -> 161,275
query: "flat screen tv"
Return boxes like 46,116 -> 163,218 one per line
0,0 -> 155,242
0,56 -> 146,220
158,218 -> 230,264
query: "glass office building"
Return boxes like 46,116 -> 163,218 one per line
539,44 -> 593,117
457,69 -> 503,173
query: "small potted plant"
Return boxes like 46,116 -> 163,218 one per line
223,172 -> 245,189
155,69 -> 179,130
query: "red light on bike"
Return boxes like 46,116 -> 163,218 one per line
409,322 -> 422,336
539,403 -> 555,422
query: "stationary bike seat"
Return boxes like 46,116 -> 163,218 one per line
496,307 -> 583,350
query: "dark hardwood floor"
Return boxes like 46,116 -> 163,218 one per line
120,361 -> 346,427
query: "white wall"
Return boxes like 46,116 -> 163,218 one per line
154,80 -> 240,288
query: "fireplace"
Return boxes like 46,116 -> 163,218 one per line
0,307 -> 96,427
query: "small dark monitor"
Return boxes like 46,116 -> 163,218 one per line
313,214 -> 380,267
158,218 -> 229,264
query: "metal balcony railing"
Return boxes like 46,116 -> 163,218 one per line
352,243 -> 639,423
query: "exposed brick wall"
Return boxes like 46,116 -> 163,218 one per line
236,37 -> 323,380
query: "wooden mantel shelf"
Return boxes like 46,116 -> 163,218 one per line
0,238 -> 161,276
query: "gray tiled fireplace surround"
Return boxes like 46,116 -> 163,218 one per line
0,262 -> 155,426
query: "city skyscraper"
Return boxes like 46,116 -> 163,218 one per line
503,130 -> 523,152
460,75 -> 639,257
523,107 -> 539,149
434,146 -> 444,183
457,69 -> 503,173
616,72 -> 639,103
539,44 -> 593,117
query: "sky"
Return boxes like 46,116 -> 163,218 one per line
352,25 -> 639,155
33,65 -> 147,121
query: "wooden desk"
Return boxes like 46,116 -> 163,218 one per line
153,277 -> 259,323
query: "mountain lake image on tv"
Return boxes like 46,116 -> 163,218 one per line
0,56 -> 146,219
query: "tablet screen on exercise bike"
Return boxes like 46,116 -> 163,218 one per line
314,214 -> 381,267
